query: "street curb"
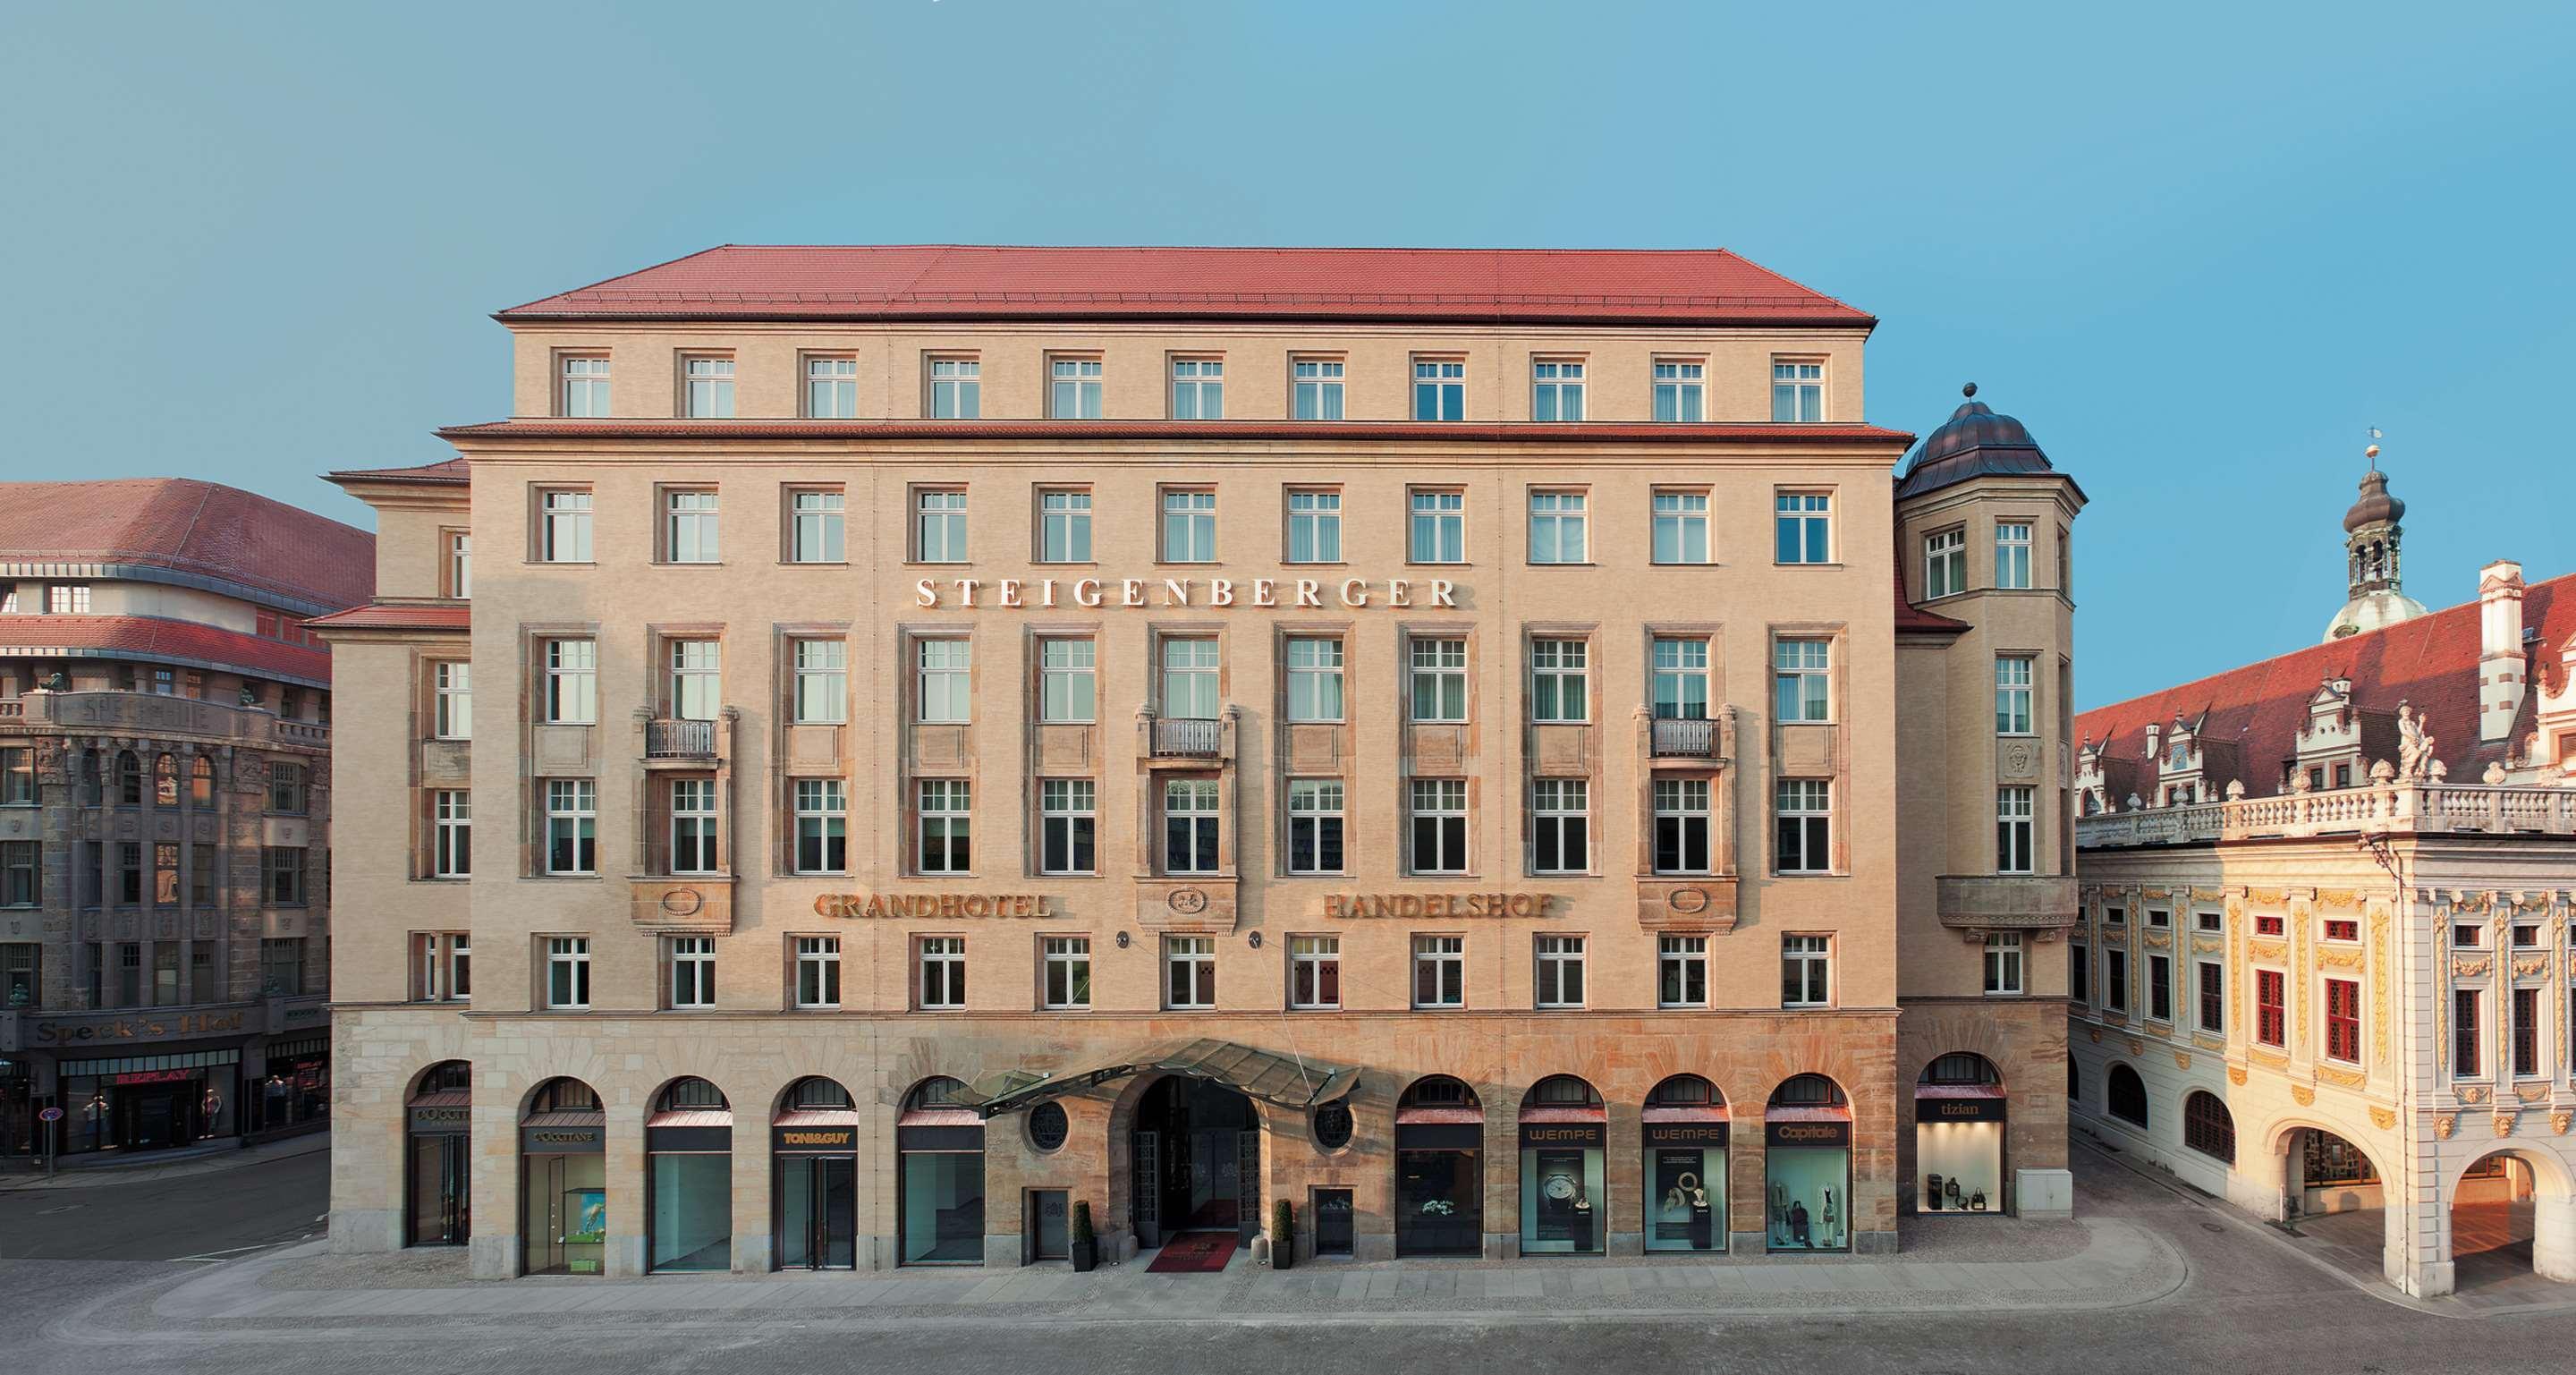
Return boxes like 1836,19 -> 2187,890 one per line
0,1134 -> 332,1193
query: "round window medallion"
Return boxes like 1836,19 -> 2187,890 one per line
658,887 -> 704,917
1667,887 -> 1708,914
1167,887 -> 1209,915
1312,1100 -> 1354,1150
1027,1100 -> 1070,1153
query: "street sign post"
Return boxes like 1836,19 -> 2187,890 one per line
38,1105 -> 63,1176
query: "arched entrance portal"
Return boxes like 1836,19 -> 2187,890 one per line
2447,1150 -> 2576,1295
1131,1074 -> 1259,1250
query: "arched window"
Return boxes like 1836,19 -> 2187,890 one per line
903,1075 -> 971,1111
1921,1053 -> 2001,1088
2182,1091 -> 2234,1163
2106,1064 -> 2148,1127
413,1060 -> 471,1097
154,753 -> 178,806
784,1076 -> 853,1110
116,751 -> 142,806
191,755 -> 214,805
1524,1074 -> 1601,1108
527,1077 -> 600,1114
1646,1074 -> 1720,1108
1769,1073 -> 1846,1109
657,1077 -> 727,1112
1399,1075 -> 1479,1110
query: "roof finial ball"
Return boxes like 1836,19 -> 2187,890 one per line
1962,382 -> 1978,399
2365,425 -> 2382,466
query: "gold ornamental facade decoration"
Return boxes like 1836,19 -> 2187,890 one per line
2190,887 -> 2225,903
2227,1065 -> 2250,1087
2144,930 -> 2173,951
2370,911 -> 2390,1067
2291,1085 -> 2317,1107
2142,887 -> 2172,902
2458,1085 -> 2488,1105
2318,1065 -> 2366,1090
2250,939 -> 2287,963
2453,957 -> 2491,978
2555,1112 -> 2573,1137
2317,889 -> 2360,910
2087,1025 -> 2102,1044
2319,947 -> 2364,971
2512,956 -> 2548,978
2126,1036 -> 2147,1057
2249,1048 -> 2288,1072
2231,913 -> 2247,1036
2195,1033 -> 2227,1052
2173,1051 -> 2192,1070
2495,1114 -> 2518,1137
2435,1115 -> 2458,1140
2190,937 -> 2223,956
2369,1106 -> 2398,1131
2292,915 -> 2309,1048
2515,1082 -> 2551,1103
2249,888 -> 2287,906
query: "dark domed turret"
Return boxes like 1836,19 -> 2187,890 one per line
1894,384 -> 2056,498
2343,468 -> 2405,532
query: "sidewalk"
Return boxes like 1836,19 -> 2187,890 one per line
0,1132 -> 329,1193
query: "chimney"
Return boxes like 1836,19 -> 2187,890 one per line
2479,559 -> 2528,743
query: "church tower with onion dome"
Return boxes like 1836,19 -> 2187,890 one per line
2324,437 -> 2428,641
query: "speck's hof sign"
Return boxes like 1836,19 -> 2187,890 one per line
813,892 -> 1058,920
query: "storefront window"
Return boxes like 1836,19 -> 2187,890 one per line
898,1076 -> 985,1265
521,1077 -> 606,1276
406,1060 -> 471,1246
1915,1053 -> 2004,1214
1643,1074 -> 1727,1252
1394,1075 -> 1483,1257
55,1048 -> 240,1156
1517,1075 -> 1604,1255
1765,1074 -> 1851,1252
775,1076 -> 859,1271
647,1077 -> 733,1272
256,1034 -> 331,1133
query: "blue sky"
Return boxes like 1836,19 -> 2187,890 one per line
4,2 -> 2569,706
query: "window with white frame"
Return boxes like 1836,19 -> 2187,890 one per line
1164,936 -> 1217,1009
1771,359 -> 1824,421
929,357 -> 980,419
793,779 -> 847,873
1159,638 -> 1220,719
1659,935 -> 1710,1008
794,936 -> 842,1008
805,355 -> 858,418
1042,936 -> 1090,1010
1530,638 -> 1588,723
1290,935 -> 1341,1008
1774,491 -> 1832,564
1996,522 -> 2033,590
669,640 -> 721,721
1653,360 -> 1705,422
546,779 -> 597,875
1996,786 -> 2035,873
1653,777 -> 1712,874
1412,935 -> 1465,1007
1924,527 -> 1966,598
917,639 -> 970,723
1535,934 -> 1587,1007
665,488 -> 720,564
1409,489 -> 1465,563
666,935 -> 716,1007
668,777 -> 718,874
794,640 -> 847,724
1039,489 -> 1091,563
1775,778 -> 1831,873
1781,934 -> 1832,1006
2108,949 -> 2133,1015
1039,639 -> 1096,722
1773,638 -> 1830,722
1412,359 -> 1464,421
1410,638 -> 1467,722
1287,779 -> 1343,875
559,355 -> 610,418
1284,637 -> 1343,722
1652,491 -> 1710,564
917,937 -> 966,1009
544,936 -> 591,1008
2196,959 -> 2223,1032
1528,491 -> 1588,564
682,356 -> 733,418
1409,778 -> 1469,874
2148,952 -> 2175,1023
791,490 -> 845,563
1651,637 -> 1708,720
1292,358 -> 1344,420
432,789 -> 470,878
1995,656 -> 2034,735
1985,933 -> 2024,996
917,779 -> 970,874
915,489 -> 968,562
1531,359 -> 1584,421
411,932 -> 470,1001
1039,779 -> 1095,875
1286,490 -> 1342,562
432,662 -> 470,739
1170,358 -> 1224,419
540,489 -> 593,562
545,639 -> 597,724
448,530 -> 471,598
1164,778 -> 1221,874
1161,488 -> 1216,562
46,583 -> 90,614
1049,357 -> 1103,419
1531,777 -> 1589,874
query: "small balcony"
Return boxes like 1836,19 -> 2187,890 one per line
1936,874 -> 2080,935
1648,717 -> 1717,759
1139,706 -> 1238,766
646,717 -> 716,760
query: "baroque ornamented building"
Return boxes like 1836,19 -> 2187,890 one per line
2071,461 -> 2576,1298
318,246 -> 2080,1278
0,480 -> 372,1160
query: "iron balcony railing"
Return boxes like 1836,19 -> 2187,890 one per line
646,717 -> 716,759
1649,717 -> 1716,758
1152,717 -> 1223,759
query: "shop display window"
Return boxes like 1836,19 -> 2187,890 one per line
1517,1075 -> 1605,1255
1642,1074 -> 1727,1252
1765,1074 -> 1852,1252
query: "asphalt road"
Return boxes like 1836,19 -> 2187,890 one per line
0,1146 -> 326,1260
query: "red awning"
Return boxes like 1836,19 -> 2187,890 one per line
1642,1105 -> 1731,1123
1915,1084 -> 2007,1100
644,1109 -> 733,1128
1765,1106 -> 1853,1123
1518,1105 -> 1606,1123
407,1089 -> 470,1109
773,1108 -> 861,1127
522,1109 -> 605,1129
897,1108 -> 982,1128
1395,1107 -> 1483,1125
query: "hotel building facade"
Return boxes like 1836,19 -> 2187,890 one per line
318,246 -> 2081,1277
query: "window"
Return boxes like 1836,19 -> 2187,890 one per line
154,841 -> 178,905
929,358 -> 981,418
1039,639 -> 1097,722
1530,778 -> 1589,874
1408,489 -> 1465,563
917,779 -> 970,874
2322,917 -> 2359,943
2182,1091 -> 2235,1164
1994,522 -> 2032,590
1049,357 -> 1103,419
1160,488 -> 1216,562
1170,358 -> 1224,419
2106,1065 -> 2148,1128
1653,778 -> 1711,875
2072,943 -> 2089,1003
1535,934 -> 1586,1008
916,937 -> 966,1009
1775,779 -> 1831,873
1,842 -> 35,906
189,843 -> 213,904
1290,935 -> 1341,1009
0,748 -> 30,805
411,932 -> 470,1001
1527,491 -> 1587,563
1409,778 -> 1468,874
1412,935 -> 1465,1007
784,639 -> 848,724
1042,936 -> 1090,1010
538,489 -> 594,564
1038,779 -> 1095,876
261,846 -> 306,905
1164,936 -> 1217,1009
260,760 -> 305,815
682,356 -> 733,418
2455,988 -> 2482,1076
545,937 -> 591,1009
547,779 -> 597,875
1409,638 -> 1467,722
1652,360 -> 1704,422
2196,910 -> 2224,933
2147,953 -> 2173,1023
1782,935 -> 1832,1006
1924,528 -> 1966,598
791,490 -> 846,563
1411,359 -> 1464,420
47,583 -> 91,614
1657,935 -> 1709,1007
2256,969 -> 2286,1048
794,779 -> 847,874
915,489 -> 968,563
2453,923 -> 2483,947
448,530 -> 472,598
560,355 -> 610,417
1773,638 -> 1830,722
1530,639 -> 1588,723
432,662 -> 470,739
668,640 -> 721,721
2512,924 -> 2540,948
116,752 -> 141,806
1530,359 -> 1584,420
2196,960 -> 2223,1032
1286,779 -> 1344,875
545,640 -> 597,724
1771,359 -> 1823,421
1996,786 -> 2036,873
794,936 -> 842,1009
2325,978 -> 2361,1063
1774,492 -> 1831,564
804,355 -> 857,419
430,790 -> 470,878
1159,638 -> 1220,719
1163,778 -> 1220,874
1651,491 -> 1709,564
1995,657 -> 2035,735
1039,490 -> 1091,563
2513,986 -> 2539,1077
260,937 -> 307,996
2257,912 -> 2286,938
667,936 -> 716,1008
1284,637 -> 1344,723
1634,636 -> 1704,720
1286,490 -> 1342,563
666,778 -> 717,874
2106,949 -> 2130,1014
1985,933 -> 2024,995
917,639 -> 970,723
658,488 -> 721,564
1292,358 -> 1344,420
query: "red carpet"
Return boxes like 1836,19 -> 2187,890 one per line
1146,1231 -> 1239,1274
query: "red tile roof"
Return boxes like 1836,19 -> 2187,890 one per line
0,480 -> 373,615
0,614 -> 334,685
1893,563 -> 1970,635
436,418 -> 1914,446
326,458 -> 470,487
306,602 -> 469,632
496,245 -> 1876,328
2077,571 -> 2575,795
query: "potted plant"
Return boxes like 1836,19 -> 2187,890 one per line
1271,1198 -> 1295,1270
1069,1201 -> 1097,1272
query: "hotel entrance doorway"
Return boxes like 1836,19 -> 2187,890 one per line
1131,1075 -> 1259,1248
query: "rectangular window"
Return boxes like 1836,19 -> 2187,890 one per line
1286,779 -> 1344,875
929,357 -> 981,419
1039,779 -> 1096,876
1159,638 -> 1220,719
1781,935 -> 1832,1007
917,937 -> 966,1010
2072,943 -> 2089,1003
1039,489 -> 1092,563
1775,779 -> 1832,873
432,789 -> 471,878
667,777 -> 718,874
1535,934 -> 1586,1008
805,355 -> 858,419
1290,935 -> 1341,1009
2197,910 -> 2224,934
2098,948 -> 2127,1013
1985,933 -> 2025,996
915,489 -> 968,563
545,639 -> 597,724
1651,491 -> 1710,564
1160,488 -> 1216,562
917,639 -> 971,723
540,488 -> 593,563
2323,918 -> 2360,943
1411,359 -> 1464,421
917,779 -> 971,874
1408,489 -> 1465,563
547,779 -> 597,875
559,355 -> 610,418
190,843 -> 214,904
1170,358 -> 1224,419
1530,778 -> 1589,874
545,936 -> 591,1009
667,936 -> 716,1008
1530,359 -> 1585,421
795,936 -> 842,1009
1996,657 -> 2035,735
267,761 -> 308,814
449,530 -> 472,598
669,640 -> 721,721
260,937 -> 306,996
47,583 -> 91,614
2256,970 -> 2287,1048
664,488 -> 720,563
2325,977 -> 2361,1063
1530,639 -> 1588,723
1653,778 -> 1711,875
411,932 -> 470,1002
1164,936 -> 1217,1009
1657,934 -> 1709,1007
1412,935 -> 1465,1007
1995,522 -> 2033,590
1042,936 -> 1090,1010
2147,953 -> 2173,1023
1049,357 -> 1103,419
1163,778 -> 1221,874
1774,492 -> 1831,564
682,356 -> 733,418
794,779 -> 847,874
1409,778 -> 1469,874
1409,638 -> 1468,722
1771,638 -> 1831,723
1284,637 -> 1344,723
1771,359 -> 1824,421
1996,786 -> 2036,873
793,640 -> 847,724
791,490 -> 846,563
155,842 -> 179,905
1285,489 -> 1342,563
1648,637 -> 1708,720
1527,490 -> 1587,564
261,846 -> 306,905
1652,360 -> 1704,422
2195,961 -> 2223,1031
0,748 -> 30,805
1,842 -> 36,906
1924,528 -> 1966,598
1039,639 -> 1097,723
432,662 -> 470,739
2454,988 -> 2482,1076
1292,358 -> 1344,420
2513,986 -> 2539,1078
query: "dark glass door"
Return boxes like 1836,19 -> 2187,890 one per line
409,1133 -> 470,1245
777,1157 -> 857,1269
1395,1150 -> 1481,1256
1314,1188 -> 1354,1256
1029,1189 -> 1070,1260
